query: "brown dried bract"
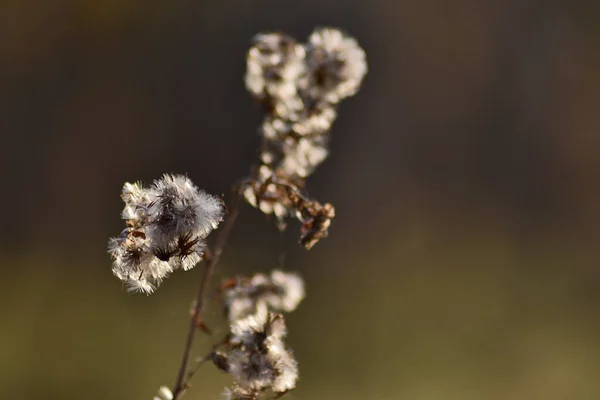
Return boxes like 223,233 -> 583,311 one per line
239,170 -> 335,249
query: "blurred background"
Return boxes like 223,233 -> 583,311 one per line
1,0 -> 600,399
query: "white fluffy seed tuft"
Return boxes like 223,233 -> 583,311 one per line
108,174 -> 224,294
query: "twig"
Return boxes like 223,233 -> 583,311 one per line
183,335 -> 230,387
171,190 -> 241,400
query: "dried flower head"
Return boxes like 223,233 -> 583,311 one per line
222,270 -> 305,322
245,33 -> 306,121
241,27 -> 367,248
108,174 -> 224,293
305,27 -> 368,104
217,310 -> 299,399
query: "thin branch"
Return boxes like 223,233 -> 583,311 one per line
183,335 -> 230,387
171,190 -> 242,400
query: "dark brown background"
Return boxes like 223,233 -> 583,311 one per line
1,0 -> 599,399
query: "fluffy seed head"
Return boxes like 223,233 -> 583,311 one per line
223,270 -> 305,322
242,27 -> 366,247
148,174 -> 223,244
223,312 -> 298,396
108,174 -> 224,294
305,27 -> 368,104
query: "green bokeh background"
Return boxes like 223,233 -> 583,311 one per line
2,1 -> 599,399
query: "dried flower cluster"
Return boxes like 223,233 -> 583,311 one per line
222,270 -> 305,322
108,174 -> 224,293
241,27 -> 367,249
215,309 -> 299,400
107,26 -> 367,400
206,271 -> 304,399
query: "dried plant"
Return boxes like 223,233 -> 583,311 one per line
107,27 -> 367,400
241,27 -> 367,249
109,175 -> 224,293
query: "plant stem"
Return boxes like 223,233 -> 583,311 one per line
171,192 -> 241,400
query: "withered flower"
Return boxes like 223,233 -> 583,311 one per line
108,174 -> 224,293
215,310 -> 298,399
241,27 -> 367,248
222,270 -> 305,322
